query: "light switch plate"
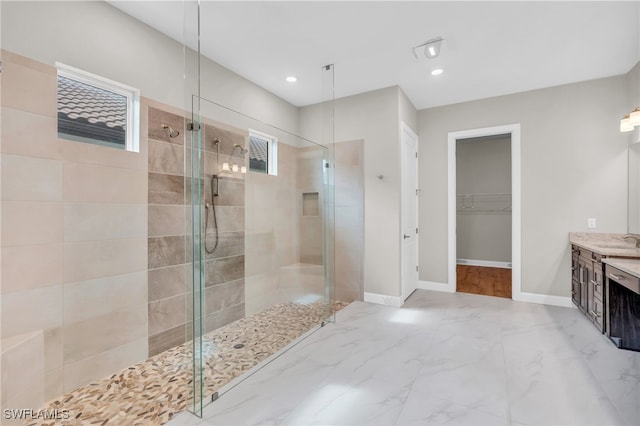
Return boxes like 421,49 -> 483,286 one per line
587,218 -> 597,229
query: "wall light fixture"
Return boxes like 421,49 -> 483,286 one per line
621,108 -> 640,132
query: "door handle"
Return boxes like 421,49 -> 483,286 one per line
403,234 -> 411,239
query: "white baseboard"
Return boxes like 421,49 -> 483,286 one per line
417,280 -> 454,293
416,281 -> 575,308
363,292 -> 403,308
457,259 -> 512,269
512,291 -> 575,308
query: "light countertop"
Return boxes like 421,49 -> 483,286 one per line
603,258 -> 640,278
569,232 -> 640,257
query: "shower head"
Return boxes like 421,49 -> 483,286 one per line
161,123 -> 180,138
233,144 -> 248,155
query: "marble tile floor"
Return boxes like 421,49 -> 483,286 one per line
27,301 -> 346,426
170,290 -> 640,426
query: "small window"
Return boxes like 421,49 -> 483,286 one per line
56,63 -> 140,151
249,130 -> 277,175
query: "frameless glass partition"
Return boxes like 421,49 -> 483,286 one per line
182,2 -> 336,417
187,93 -> 335,414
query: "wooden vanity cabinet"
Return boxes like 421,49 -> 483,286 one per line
572,245 -> 605,333
571,246 -> 580,307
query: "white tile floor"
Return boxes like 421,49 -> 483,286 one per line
170,290 -> 640,426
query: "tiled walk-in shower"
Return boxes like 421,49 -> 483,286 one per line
0,48 -> 363,424
27,301 -> 348,426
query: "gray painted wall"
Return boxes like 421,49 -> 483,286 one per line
0,0 -> 299,133
456,136 -> 511,263
419,75 -> 629,296
300,86 -> 414,298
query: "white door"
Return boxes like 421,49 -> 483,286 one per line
401,123 -> 419,301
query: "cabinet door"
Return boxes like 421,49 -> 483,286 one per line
592,296 -> 604,332
591,261 -> 604,300
586,261 -> 596,320
572,279 -> 580,306
578,259 -> 589,313
571,246 -> 579,282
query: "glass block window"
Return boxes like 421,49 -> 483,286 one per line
249,130 -> 277,175
56,63 -> 140,151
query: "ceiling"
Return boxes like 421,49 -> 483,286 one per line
111,1 -> 640,110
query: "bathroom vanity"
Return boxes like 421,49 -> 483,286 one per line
604,258 -> 640,351
569,233 -> 640,350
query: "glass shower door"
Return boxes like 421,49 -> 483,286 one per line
186,95 -> 335,412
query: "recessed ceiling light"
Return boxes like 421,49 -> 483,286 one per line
431,68 -> 444,76
286,76 -> 297,83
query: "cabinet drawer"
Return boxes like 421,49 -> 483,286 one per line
592,296 -> 604,332
606,265 -> 640,295
591,265 -> 604,300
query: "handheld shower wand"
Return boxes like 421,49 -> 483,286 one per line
204,138 -> 221,254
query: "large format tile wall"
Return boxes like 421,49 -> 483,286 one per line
147,106 -> 246,356
334,140 -> 364,302
0,50 -> 149,409
245,139 -> 365,312
245,143 -> 300,314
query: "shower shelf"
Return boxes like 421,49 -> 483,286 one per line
456,193 -> 511,214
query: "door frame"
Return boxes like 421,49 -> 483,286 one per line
401,121 -> 419,301
447,124 -> 521,299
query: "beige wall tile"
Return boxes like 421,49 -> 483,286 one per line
148,205 -> 185,237
1,331 -> 45,411
63,161 -> 147,204
244,273 -> 278,316
149,139 -> 184,176
148,293 -> 187,336
1,285 -> 62,338
204,303 -> 244,334
64,203 -> 147,242
203,123 -> 246,154
205,255 -> 245,287
61,139 -> 147,172
205,278 -> 245,313
1,107 -> 61,159
63,305 -> 147,365
216,206 -> 245,233
43,327 -> 63,374
203,231 -> 245,260
63,238 -> 147,283
148,264 -> 186,302
1,244 -> 63,293
148,172 -> 184,205
148,107 -> 185,145
0,60 -> 56,117
1,201 -> 63,247
62,338 -> 148,393
0,50 -> 55,75
44,368 -> 63,403
210,177 -> 244,206
2,154 -> 62,201
148,323 -> 190,357
63,271 -> 147,324
148,236 -> 185,269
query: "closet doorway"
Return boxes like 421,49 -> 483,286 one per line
447,124 -> 521,299
456,134 -> 511,298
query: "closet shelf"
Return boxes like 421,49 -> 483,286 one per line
456,193 -> 511,215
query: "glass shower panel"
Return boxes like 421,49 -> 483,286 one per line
187,95 -> 333,409
322,64 -> 336,325
184,2 -> 336,415
181,0 -> 204,417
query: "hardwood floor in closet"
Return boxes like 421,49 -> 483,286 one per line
456,265 -> 512,299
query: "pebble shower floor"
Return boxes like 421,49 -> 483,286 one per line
27,301 -> 347,426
